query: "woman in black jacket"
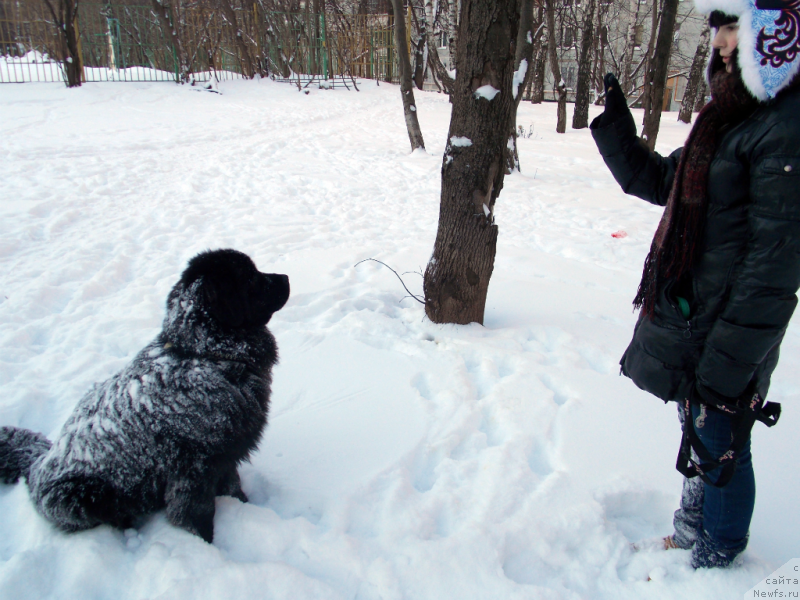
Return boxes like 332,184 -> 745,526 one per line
591,0 -> 800,568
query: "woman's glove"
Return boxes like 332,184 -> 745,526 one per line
593,73 -> 630,128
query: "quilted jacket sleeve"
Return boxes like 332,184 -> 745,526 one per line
590,111 -> 681,207
696,120 -> 800,398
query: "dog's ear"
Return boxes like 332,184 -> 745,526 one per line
182,249 -> 288,329
201,276 -> 247,329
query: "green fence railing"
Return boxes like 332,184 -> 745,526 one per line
0,0 -> 398,85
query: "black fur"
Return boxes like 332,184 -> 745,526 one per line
0,249 -> 289,543
0,428 -> 52,485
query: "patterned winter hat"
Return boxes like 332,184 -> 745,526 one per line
695,0 -> 800,100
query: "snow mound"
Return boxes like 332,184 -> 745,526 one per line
0,79 -> 796,600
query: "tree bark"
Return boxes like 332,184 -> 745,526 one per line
409,0 -> 427,90
571,0 -> 596,129
448,0 -> 458,71
594,6 -> 607,104
530,12 -> 546,105
424,0 -> 455,94
505,0 -> 537,172
621,0 -> 641,95
641,0 -> 679,149
694,79 -> 708,111
590,5 -> 601,102
426,45 -> 456,95
423,0 -> 520,325
545,0 -> 566,133
218,0 -> 257,78
386,5 -> 395,83
413,26 -> 426,89
392,0 -> 426,151
43,0 -> 82,87
678,25 -> 710,124
312,0 -> 322,75
646,0 -> 659,66
151,0 -> 191,83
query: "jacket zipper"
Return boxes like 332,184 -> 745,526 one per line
664,296 -> 693,339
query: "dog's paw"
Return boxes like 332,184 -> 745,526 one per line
194,516 -> 215,544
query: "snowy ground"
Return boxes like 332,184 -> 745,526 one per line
0,78 -> 798,599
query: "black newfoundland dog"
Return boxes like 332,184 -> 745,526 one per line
0,249 -> 289,543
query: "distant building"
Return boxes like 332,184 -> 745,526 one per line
414,0 -> 708,112
539,0 -> 707,112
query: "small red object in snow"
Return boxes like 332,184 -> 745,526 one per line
612,231 -> 628,239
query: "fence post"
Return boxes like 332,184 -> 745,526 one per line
115,19 -> 125,70
386,12 -> 394,83
106,17 -> 120,71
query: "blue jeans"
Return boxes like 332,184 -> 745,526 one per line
673,403 -> 755,568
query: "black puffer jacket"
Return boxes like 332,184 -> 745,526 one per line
591,86 -> 800,402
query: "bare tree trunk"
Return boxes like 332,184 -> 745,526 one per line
218,0 -> 257,78
646,0 -> 658,68
386,4 -> 395,83
694,79 -> 708,111
590,6 -> 601,101
425,0 -> 455,94
43,0 -> 83,87
312,0 -> 321,75
410,0 -> 426,89
531,45 -> 546,103
392,0 -> 426,151
572,0 -> 596,129
638,0 -> 660,109
637,2 -> 659,113
423,0 -> 520,325
505,0 -> 536,172
621,0 -> 641,95
678,25 -> 710,124
530,11 -> 546,105
151,0 -> 191,83
256,4 -> 291,78
545,0 -> 567,133
448,0 -> 458,70
594,6 -> 607,104
523,76 -> 533,101
641,0 -> 679,149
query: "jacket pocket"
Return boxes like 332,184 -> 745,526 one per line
652,279 -> 694,333
622,341 -> 687,402
759,155 -> 800,176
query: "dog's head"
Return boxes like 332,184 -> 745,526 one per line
179,249 -> 290,330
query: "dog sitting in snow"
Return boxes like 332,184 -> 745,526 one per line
0,249 -> 289,543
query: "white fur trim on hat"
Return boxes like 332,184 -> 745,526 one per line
738,8 -> 770,100
694,0 -> 800,100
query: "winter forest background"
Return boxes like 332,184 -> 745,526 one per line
1,0 -> 709,121
1,1 -> 799,599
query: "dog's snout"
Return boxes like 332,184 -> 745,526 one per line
264,273 -> 290,313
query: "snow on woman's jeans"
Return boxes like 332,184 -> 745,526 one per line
674,402 -> 755,568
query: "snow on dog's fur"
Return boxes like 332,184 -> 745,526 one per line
0,249 -> 290,543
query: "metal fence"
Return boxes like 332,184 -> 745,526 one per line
0,1 -> 398,85
1,1 -> 64,82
